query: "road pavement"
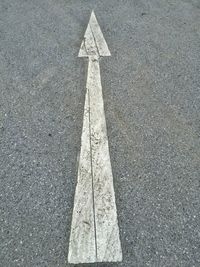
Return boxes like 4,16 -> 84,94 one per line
0,0 -> 200,266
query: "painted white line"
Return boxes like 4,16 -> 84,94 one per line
68,11 -> 122,264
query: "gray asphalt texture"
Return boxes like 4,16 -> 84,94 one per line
0,0 -> 200,266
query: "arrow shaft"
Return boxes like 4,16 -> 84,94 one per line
68,58 -> 122,263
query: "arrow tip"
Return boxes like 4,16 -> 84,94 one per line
78,11 -> 111,58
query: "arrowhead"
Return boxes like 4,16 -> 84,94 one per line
79,11 -> 111,57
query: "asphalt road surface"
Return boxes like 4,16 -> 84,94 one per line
0,0 -> 200,266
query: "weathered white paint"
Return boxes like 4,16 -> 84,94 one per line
78,11 -> 111,57
68,11 -> 122,264
88,57 -> 122,262
68,87 -> 96,263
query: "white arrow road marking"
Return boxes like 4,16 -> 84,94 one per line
68,11 -> 122,264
